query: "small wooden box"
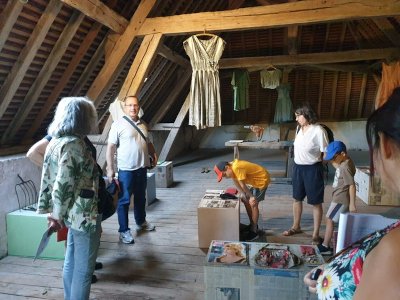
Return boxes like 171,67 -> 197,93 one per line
354,167 -> 400,206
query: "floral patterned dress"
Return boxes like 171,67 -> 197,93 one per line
316,220 -> 400,299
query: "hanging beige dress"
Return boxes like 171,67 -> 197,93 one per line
183,35 -> 226,129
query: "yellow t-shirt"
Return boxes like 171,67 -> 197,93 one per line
231,159 -> 270,189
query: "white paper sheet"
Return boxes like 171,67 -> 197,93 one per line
336,212 -> 398,253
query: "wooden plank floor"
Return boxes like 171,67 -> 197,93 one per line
0,148 -> 389,300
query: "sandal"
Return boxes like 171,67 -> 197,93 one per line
282,228 -> 302,236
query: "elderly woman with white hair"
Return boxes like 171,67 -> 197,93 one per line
36,96 -> 100,300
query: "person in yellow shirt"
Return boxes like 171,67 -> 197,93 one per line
214,159 -> 270,241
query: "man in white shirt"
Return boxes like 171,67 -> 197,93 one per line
106,95 -> 157,244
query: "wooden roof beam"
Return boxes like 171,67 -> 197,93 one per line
219,48 -> 400,69
0,0 -> 63,121
158,44 -> 190,68
307,63 -> 372,74
118,33 -> 163,100
373,17 -> 400,47
24,22 -> 103,140
60,0 -> 128,34
3,11 -> 85,144
150,68 -> 192,127
158,94 -> 190,161
137,0 -> 400,36
87,0 -> 156,104
0,0 -> 24,53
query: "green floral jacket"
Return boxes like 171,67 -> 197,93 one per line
37,135 -> 99,233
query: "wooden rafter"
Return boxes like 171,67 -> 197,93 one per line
307,63 -> 372,74
0,0 -> 24,53
158,45 -> 190,68
0,0 -> 63,121
150,68 -> 192,127
158,94 -> 190,161
287,25 -> 299,55
330,72 -> 339,119
317,70 -> 324,116
60,0 -> 128,34
72,39 -> 106,96
3,11 -> 85,144
357,73 -> 368,118
87,0 -> 156,104
25,22 -> 103,140
137,0 -> 400,36
344,72 -> 352,118
220,48 -> 400,69
287,0 -> 298,55
118,33 -> 163,100
373,17 -> 400,47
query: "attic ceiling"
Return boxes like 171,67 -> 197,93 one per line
0,0 -> 399,156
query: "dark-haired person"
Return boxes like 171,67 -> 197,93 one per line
214,159 -> 270,241
283,104 -> 329,245
106,95 -> 157,244
304,87 -> 400,299
36,97 -> 100,300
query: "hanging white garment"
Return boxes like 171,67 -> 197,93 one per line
260,69 -> 282,89
274,84 -> 293,123
183,35 -> 226,129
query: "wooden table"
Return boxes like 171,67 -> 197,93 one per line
225,140 -> 294,178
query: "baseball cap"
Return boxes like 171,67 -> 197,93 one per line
325,141 -> 346,160
214,161 -> 228,182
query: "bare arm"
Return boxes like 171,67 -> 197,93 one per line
349,184 -> 356,212
354,228 -> 400,300
26,138 -> 49,167
148,141 -> 158,167
106,142 -> 116,182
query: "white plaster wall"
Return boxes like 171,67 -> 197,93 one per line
323,121 -> 367,150
198,121 -> 368,150
0,155 -> 41,258
199,123 -> 281,149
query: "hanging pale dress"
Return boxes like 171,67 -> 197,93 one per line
183,35 -> 226,129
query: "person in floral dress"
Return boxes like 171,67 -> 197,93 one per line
304,87 -> 400,299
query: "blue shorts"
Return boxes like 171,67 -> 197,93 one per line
292,162 -> 324,205
249,186 -> 267,202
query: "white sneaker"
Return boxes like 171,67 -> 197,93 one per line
136,221 -> 155,232
119,230 -> 134,244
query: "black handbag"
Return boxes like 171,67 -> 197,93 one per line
98,176 -> 117,221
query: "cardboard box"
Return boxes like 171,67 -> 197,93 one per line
197,190 -> 240,248
204,241 -> 321,300
354,167 -> 400,206
7,209 -> 65,260
155,161 -> 173,188
146,172 -> 156,206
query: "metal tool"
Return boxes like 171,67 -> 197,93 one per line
34,227 -> 55,261
15,174 -> 37,211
